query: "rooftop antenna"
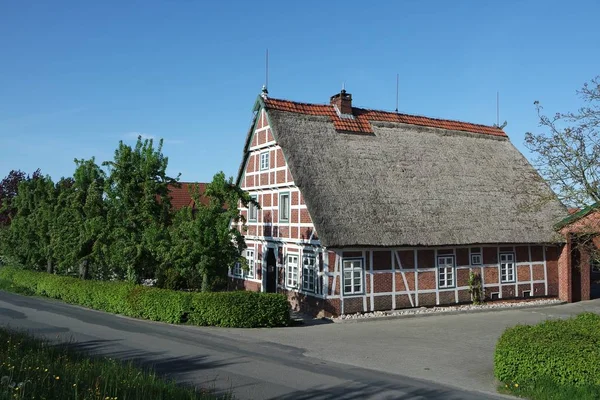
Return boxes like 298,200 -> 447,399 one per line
395,73 -> 399,113
495,91 -> 508,129
261,49 -> 269,99
496,91 -> 499,127
342,81 -> 346,92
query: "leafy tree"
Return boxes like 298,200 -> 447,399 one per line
103,137 -> 178,281
4,174 -> 56,271
161,172 -> 257,291
525,76 -> 600,208
51,159 -> 107,278
0,169 -> 41,227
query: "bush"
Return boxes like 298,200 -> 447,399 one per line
495,312 -> 600,396
0,267 -> 290,328
188,291 -> 291,328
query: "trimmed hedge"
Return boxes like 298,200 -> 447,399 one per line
0,267 -> 290,328
494,313 -> 600,390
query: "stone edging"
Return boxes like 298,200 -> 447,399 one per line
330,299 -> 566,324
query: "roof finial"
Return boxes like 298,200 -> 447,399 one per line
342,81 -> 346,94
261,85 -> 269,99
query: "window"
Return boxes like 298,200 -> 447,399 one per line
343,259 -> 364,295
248,195 -> 258,222
470,248 -> 482,265
232,262 -> 242,277
260,152 -> 270,170
286,254 -> 299,288
279,192 -> 290,222
500,252 -> 515,283
245,249 -> 255,278
471,254 -> 482,265
302,253 -> 317,292
437,256 -> 455,288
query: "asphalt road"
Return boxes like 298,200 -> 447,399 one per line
0,291 -> 508,399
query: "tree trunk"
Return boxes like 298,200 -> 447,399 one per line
46,259 -> 53,274
79,259 -> 89,280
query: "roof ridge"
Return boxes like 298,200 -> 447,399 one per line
263,96 -> 506,136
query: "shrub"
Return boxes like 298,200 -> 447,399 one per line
495,313 -> 600,393
0,267 -> 290,328
188,291 -> 290,328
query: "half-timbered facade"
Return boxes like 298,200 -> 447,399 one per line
231,88 -> 568,317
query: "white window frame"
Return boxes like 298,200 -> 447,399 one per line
500,252 -> 515,283
245,249 -> 255,278
286,254 -> 299,288
260,151 -> 270,171
302,252 -> 317,292
342,258 -> 364,295
248,195 -> 258,222
232,261 -> 242,277
437,255 -> 455,288
470,247 -> 482,265
279,192 -> 290,222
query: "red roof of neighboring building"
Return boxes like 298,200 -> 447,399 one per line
168,182 -> 208,210
263,97 -> 507,137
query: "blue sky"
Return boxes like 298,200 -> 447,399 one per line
1,0 -> 598,183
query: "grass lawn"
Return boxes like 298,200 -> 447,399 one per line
0,327 -> 227,400
498,378 -> 600,400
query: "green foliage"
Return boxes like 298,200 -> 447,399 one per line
188,291 -> 291,328
494,312 -> 600,396
103,138 -> 178,281
0,267 -> 290,328
467,271 -> 484,305
161,173 -> 258,291
1,137 -> 255,294
0,327 -> 224,400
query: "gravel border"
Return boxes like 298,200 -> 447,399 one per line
332,298 -> 565,323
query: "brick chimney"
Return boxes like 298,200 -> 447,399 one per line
330,89 -> 353,115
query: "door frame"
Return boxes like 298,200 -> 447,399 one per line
263,242 -> 278,293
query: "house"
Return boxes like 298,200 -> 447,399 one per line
555,204 -> 600,302
167,182 -> 208,211
231,88 -> 568,317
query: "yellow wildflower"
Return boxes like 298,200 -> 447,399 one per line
514,383 -> 519,387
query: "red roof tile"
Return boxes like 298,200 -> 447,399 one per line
168,182 -> 208,210
263,98 -> 507,137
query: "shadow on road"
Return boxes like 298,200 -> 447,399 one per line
62,338 -> 240,374
268,380 -> 484,400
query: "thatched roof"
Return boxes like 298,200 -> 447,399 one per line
240,96 -> 568,247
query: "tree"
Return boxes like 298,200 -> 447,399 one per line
4,174 -> 56,270
525,76 -> 600,208
51,159 -> 107,278
103,137 -> 178,281
0,169 -> 41,227
161,172 -> 257,291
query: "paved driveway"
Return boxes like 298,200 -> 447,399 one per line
1,291 -> 598,399
198,299 -> 600,395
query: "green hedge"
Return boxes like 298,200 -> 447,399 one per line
495,313 -> 600,392
0,267 -> 290,328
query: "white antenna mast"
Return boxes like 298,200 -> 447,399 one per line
395,73 -> 399,113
